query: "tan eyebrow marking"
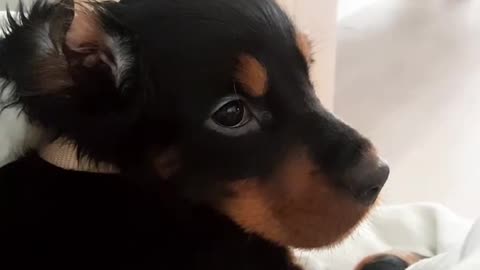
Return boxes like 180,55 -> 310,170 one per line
234,54 -> 268,97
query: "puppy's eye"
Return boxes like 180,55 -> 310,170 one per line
212,100 -> 249,128
206,96 -> 260,136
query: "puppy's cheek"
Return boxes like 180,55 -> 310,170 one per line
355,252 -> 427,270
153,148 -> 181,179
219,149 -> 370,249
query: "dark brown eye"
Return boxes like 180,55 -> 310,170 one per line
207,96 -> 260,136
212,100 -> 248,128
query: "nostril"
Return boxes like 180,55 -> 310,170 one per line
365,186 -> 381,198
347,159 -> 390,205
358,186 -> 382,204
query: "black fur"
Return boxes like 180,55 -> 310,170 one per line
0,0 -> 389,268
0,155 -> 300,269
360,255 -> 409,270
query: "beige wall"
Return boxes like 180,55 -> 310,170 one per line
279,0 -> 338,110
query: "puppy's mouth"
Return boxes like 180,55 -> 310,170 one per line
220,147 -> 387,249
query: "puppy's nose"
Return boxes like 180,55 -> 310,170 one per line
345,158 -> 389,205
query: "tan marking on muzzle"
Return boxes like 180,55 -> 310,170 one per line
221,147 -> 371,248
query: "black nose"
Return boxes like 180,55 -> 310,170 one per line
345,158 -> 389,205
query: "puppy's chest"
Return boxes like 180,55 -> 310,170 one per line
0,156 -> 299,270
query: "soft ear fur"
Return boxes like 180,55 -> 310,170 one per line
66,0 -> 133,90
36,0 -> 133,95
0,0 -> 139,164
1,0 -> 134,104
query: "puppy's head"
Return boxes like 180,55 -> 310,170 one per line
1,0 -> 389,249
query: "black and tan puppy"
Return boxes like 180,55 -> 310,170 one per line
0,0 -> 389,268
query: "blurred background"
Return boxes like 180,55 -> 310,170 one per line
1,0 -> 478,218
335,0 -> 480,218
0,0 -> 16,7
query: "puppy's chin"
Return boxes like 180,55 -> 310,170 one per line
221,179 -> 371,248
219,149 -> 374,249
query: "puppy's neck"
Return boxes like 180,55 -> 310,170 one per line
39,139 -> 119,174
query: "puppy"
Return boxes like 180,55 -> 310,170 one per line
0,0 -> 389,268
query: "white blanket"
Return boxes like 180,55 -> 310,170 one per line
294,203 -> 479,270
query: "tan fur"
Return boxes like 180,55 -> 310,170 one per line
66,1 -> 106,51
33,55 -> 74,93
235,54 -> 268,97
33,1 -> 107,94
221,147 -> 369,248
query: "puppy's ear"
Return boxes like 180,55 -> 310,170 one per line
33,0 -> 133,97
0,0 -> 140,163
0,0 -> 139,152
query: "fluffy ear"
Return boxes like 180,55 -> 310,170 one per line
32,0 -> 133,97
0,0 -> 139,159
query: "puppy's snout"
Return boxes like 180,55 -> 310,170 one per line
345,157 -> 389,206
304,111 -> 389,206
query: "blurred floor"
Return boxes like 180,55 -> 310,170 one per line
335,0 -> 480,218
